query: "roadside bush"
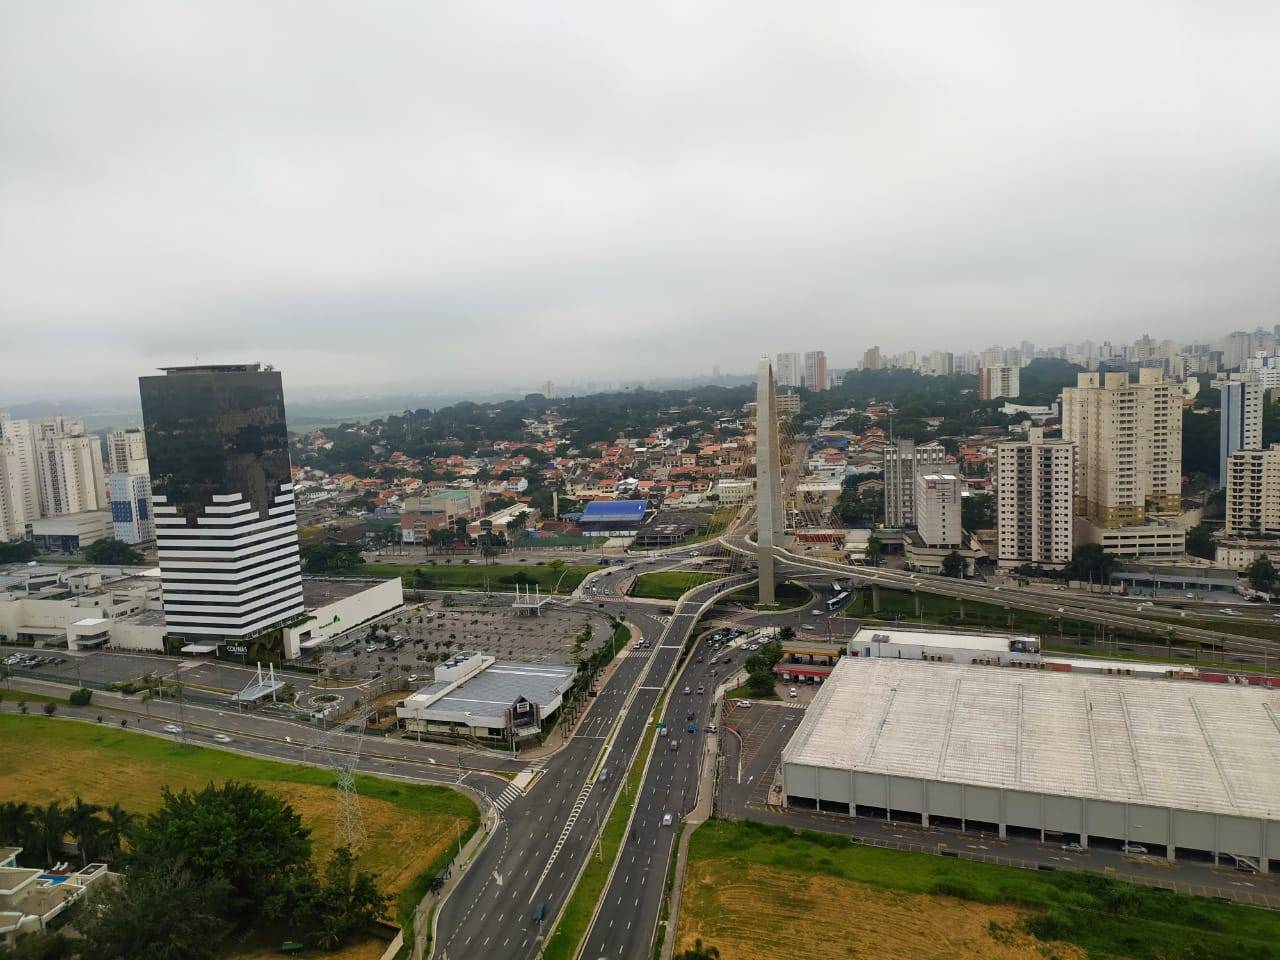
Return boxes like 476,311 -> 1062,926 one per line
69,687 -> 92,706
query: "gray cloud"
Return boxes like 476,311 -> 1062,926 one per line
3,0 -> 1279,399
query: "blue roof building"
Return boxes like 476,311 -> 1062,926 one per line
579,499 -> 648,532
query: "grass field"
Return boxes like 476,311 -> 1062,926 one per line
726,580 -> 811,610
0,715 -> 479,958
678,820 -> 1280,960
842,587 -> 1280,660
361,561 -> 598,594
542,722 -> 658,960
629,570 -> 722,600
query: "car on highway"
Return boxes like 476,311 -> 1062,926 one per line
800,624 -> 816,631
1121,843 -> 1148,855
1222,608 -> 1237,615
810,609 -> 823,616
669,739 -> 679,751
696,685 -> 704,694
1060,842 -> 1085,852
408,674 -> 419,682
683,686 -> 691,694
213,733 -> 233,744
662,812 -> 674,826
705,724 -> 717,733
162,724 -> 182,734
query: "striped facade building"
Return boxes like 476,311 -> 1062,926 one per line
140,364 -> 304,644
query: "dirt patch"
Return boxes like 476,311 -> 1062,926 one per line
677,858 -> 1085,960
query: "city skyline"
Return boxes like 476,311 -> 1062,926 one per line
4,3 -> 1279,398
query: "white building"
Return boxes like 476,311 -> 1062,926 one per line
107,472 -> 154,544
1225,444 -> 1280,536
1219,376 -> 1263,489
775,352 -> 801,389
997,427 -> 1075,569
978,365 -> 1020,400
34,418 -> 106,518
0,416 -> 41,542
782,658 -> 1280,870
30,512 -> 110,554
882,439 -> 947,528
106,428 -> 149,475
922,351 -> 954,377
803,351 -> 827,392
914,471 -> 962,548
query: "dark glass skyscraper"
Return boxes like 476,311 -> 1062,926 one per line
139,364 -> 303,643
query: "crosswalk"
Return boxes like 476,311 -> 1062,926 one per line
492,782 -> 524,813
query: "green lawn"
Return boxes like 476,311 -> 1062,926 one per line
725,684 -> 777,701
688,819 -> 1280,960
843,587 -> 1280,664
629,571 -> 722,600
360,562 -> 598,594
725,580 -> 811,610
0,714 -> 479,955
542,721 -> 658,960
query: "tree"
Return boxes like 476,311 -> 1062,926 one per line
941,551 -> 965,578
128,782 -> 312,924
0,539 -> 38,564
1246,555 -> 1278,595
0,801 -> 35,850
960,493 -> 996,531
66,796 -> 103,865
1066,544 -> 1117,584
864,536 -> 882,567
83,538 -> 145,565
29,801 -> 67,865
1185,523 -> 1216,561
301,542 -> 363,574
42,701 -> 56,716
293,846 -> 391,950
76,861 -> 230,960
676,940 -> 722,960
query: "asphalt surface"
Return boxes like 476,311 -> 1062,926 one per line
433,573 -> 751,960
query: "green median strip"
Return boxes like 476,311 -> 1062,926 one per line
541,720 -> 658,960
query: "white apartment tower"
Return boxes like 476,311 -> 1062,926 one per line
140,364 -> 304,645
108,471 -> 154,544
915,470 -> 963,548
0,416 -> 42,542
35,419 -> 106,517
775,353 -> 801,389
978,365 -> 1020,400
803,351 -> 828,391
883,439 -> 948,528
1219,376 -> 1263,489
997,427 -> 1075,568
107,428 -> 149,475
1061,370 -> 1182,528
1225,445 -> 1280,536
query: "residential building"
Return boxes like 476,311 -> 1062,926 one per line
978,365 -> 1020,400
775,352 -> 801,389
883,439 -> 947,528
1225,444 -> 1280,536
0,416 -> 41,542
915,470 -> 962,548
922,351 -> 954,377
862,346 -> 881,371
996,427 -> 1075,568
1219,375 -> 1263,488
106,428 -> 149,475
803,351 -> 828,391
34,419 -> 106,517
140,363 -> 304,647
774,392 -> 801,417
107,471 -> 154,544
1061,370 -> 1182,528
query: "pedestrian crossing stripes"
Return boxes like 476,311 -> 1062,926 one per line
492,782 -> 524,813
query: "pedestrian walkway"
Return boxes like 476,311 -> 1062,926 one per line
491,781 -> 524,813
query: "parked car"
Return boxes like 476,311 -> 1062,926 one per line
789,687 -> 798,698
736,699 -> 751,708
1121,843 -> 1148,855
1060,842 -> 1085,852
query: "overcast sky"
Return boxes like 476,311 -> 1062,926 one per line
3,1 -> 1278,400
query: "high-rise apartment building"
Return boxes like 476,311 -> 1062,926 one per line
862,346 -> 881,371
140,364 -> 303,644
0,416 -> 42,542
1225,445 -> 1280,535
1019,341 -> 1036,365
883,439 -> 947,528
775,352 -> 801,389
1219,376 -> 1263,489
922,351 -> 954,377
1061,370 -> 1182,528
108,472 -> 154,544
996,427 -> 1075,568
35,419 -> 106,517
978,365 -> 1020,400
803,351 -> 827,391
915,470 -> 962,548
107,428 -> 149,475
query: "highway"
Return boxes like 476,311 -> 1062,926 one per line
432,573 -> 751,960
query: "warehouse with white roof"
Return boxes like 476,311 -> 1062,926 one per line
781,658 -> 1280,871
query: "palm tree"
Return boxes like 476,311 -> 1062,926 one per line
30,801 -> 68,865
98,804 -> 136,863
67,796 -> 103,865
0,800 -> 35,848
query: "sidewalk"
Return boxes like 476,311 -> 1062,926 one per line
416,799 -> 496,960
